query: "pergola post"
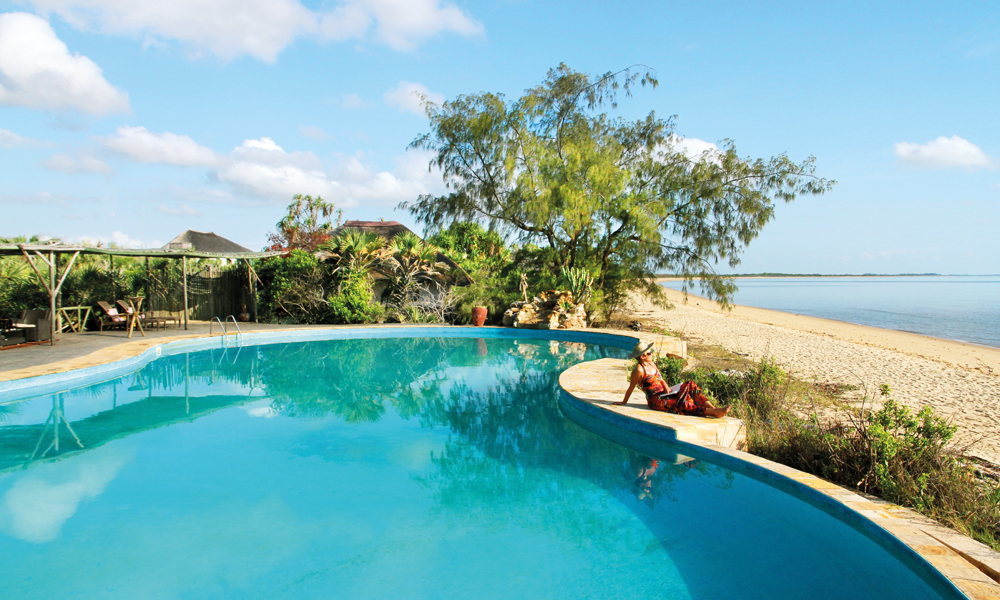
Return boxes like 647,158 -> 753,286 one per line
243,258 -> 261,323
49,252 -> 56,345
182,255 -> 189,330
18,247 -> 80,346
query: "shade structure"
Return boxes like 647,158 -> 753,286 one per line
1,243 -> 283,343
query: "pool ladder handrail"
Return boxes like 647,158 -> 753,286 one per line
209,315 -> 243,347
225,315 -> 243,347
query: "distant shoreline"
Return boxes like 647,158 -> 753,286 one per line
653,275 -> 1000,350
632,288 -> 1000,464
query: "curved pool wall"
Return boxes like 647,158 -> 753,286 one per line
0,326 -> 981,599
559,391 -> 968,598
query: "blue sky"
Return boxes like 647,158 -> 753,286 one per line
1,0 -> 997,274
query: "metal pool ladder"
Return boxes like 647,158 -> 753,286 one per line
210,315 -> 243,347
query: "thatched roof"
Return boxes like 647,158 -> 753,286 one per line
163,230 -> 252,254
329,220 -> 412,239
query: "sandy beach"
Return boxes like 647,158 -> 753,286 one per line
636,285 -> 1000,465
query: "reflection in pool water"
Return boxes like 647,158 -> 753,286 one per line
0,336 -> 958,599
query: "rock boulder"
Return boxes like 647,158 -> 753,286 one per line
502,290 -> 587,329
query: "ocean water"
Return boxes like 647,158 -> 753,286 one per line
0,336 -> 958,599
661,276 -> 1000,348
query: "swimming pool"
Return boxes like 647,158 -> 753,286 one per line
0,330 -> 965,599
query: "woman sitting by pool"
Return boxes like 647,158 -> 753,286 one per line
614,341 -> 731,418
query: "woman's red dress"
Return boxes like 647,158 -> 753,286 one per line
638,364 -> 708,417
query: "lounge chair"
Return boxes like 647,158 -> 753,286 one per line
12,310 -> 52,342
115,300 -> 165,330
96,301 -> 128,332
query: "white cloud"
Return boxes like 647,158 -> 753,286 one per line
77,231 -> 155,248
43,152 -> 113,174
669,135 -> 720,161
215,142 -> 444,207
109,231 -> 151,248
893,135 -> 994,169
0,128 -> 48,147
157,203 -> 203,216
321,0 -> 484,51
25,0 -> 483,61
241,400 -> 278,418
104,126 -> 217,166
28,0 -> 315,62
655,136 -> 721,165
384,81 -> 444,116
0,453 -> 125,544
322,149 -> 445,207
214,137 -> 341,201
299,125 -> 331,140
0,12 -> 130,115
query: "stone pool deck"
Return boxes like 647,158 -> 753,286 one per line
559,357 -> 1000,600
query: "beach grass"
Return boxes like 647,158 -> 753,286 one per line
652,343 -> 1000,552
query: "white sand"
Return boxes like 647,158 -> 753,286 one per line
634,287 -> 1000,464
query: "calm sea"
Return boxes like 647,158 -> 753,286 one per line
660,276 -> 1000,349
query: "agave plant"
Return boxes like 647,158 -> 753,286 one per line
560,266 -> 593,305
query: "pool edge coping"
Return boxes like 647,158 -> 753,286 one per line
3,324 -> 998,599
558,358 -> 1000,600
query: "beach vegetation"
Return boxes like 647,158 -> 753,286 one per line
669,348 -> 1000,551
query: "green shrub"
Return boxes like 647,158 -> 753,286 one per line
653,356 -> 686,386
257,250 -> 327,323
741,380 -> 1000,551
326,270 -> 384,324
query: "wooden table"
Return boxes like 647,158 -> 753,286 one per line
57,305 -> 93,333
126,296 -> 145,338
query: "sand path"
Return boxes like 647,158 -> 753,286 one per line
637,287 -> 1000,465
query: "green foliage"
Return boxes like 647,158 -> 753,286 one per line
404,64 -> 834,311
653,355 -> 686,386
267,194 -> 339,252
426,221 -> 510,277
323,228 -> 387,273
326,269 -> 384,324
378,231 -> 449,309
257,250 -> 327,323
0,256 -> 46,319
716,368 -> 1000,551
560,266 -> 593,305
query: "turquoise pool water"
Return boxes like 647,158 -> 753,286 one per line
0,334 -> 960,599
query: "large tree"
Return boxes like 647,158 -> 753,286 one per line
402,64 -> 834,306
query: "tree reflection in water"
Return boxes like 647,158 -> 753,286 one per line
256,335 -> 730,555
3,335 -> 730,528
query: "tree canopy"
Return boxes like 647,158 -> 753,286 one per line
402,64 -> 834,305
266,194 -> 340,252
